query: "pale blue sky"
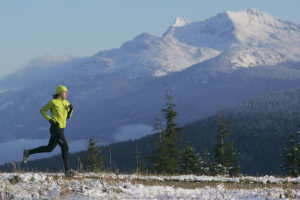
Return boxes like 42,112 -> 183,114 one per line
0,0 -> 299,78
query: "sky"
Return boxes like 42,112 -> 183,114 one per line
0,0 -> 299,78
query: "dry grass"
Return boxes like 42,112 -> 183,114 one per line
130,178 -> 300,190
8,175 -> 22,185
68,172 -> 300,191
2,171 -> 299,199
59,182 -> 71,198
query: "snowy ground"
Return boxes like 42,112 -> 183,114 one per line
0,172 -> 299,199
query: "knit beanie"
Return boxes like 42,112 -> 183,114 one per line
56,85 -> 68,94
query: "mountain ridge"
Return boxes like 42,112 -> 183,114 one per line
1,9 -> 299,87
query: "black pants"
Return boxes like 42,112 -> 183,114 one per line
29,125 -> 70,172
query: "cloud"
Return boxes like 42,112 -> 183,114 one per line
28,56 -> 72,67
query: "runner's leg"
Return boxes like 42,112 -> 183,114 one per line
55,128 -> 70,172
28,134 -> 57,155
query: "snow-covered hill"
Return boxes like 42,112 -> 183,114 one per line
0,9 -> 300,164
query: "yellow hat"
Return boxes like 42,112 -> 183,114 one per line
56,85 -> 68,94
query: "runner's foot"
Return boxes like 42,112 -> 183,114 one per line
23,149 -> 30,164
65,169 -> 75,177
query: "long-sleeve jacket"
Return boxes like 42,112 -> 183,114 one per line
40,96 -> 73,128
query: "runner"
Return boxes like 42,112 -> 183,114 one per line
23,85 -> 75,177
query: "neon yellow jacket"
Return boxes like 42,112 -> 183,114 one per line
40,96 -> 73,128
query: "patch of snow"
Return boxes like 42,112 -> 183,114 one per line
172,17 -> 190,27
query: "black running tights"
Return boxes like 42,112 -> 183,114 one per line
29,125 -> 70,172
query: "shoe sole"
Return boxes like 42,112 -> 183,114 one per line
23,150 -> 29,164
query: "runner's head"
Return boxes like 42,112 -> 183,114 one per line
56,85 -> 68,99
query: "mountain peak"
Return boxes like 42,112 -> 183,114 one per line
225,8 -> 266,16
165,9 -> 300,47
224,9 -> 299,44
245,8 -> 268,16
172,17 -> 189,27
225,8 -> 278,25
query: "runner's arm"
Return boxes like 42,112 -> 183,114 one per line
40,100 -> 53,121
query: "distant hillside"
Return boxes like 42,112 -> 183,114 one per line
2,87 -> 300,175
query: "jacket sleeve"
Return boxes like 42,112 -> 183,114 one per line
40,100 -> 53,121
67,105 -> 73,119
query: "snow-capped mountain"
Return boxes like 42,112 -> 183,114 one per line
0,9 -> 300,164
164,9 -> 300,69
1,9 -> 299,86
88,9 -> 299,78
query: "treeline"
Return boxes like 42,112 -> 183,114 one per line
1,87 -> 300,176
78,88 -> 300,177
82,88 -> 241,176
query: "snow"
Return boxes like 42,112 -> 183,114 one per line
94,32 -> 221,78
172,17 -> 189,27
165,9 -> 300,70
117,174 -> 300,184
89,9 -> 300,79
226,9 -> 298,44
1,172 -> 299,199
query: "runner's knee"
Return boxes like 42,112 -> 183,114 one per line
46,145 -> 55,152
62,144 -> 69,152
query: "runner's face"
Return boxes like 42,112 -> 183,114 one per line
59,91 -> 68,99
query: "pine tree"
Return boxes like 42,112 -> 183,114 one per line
161,87 -> 183,174
135,146 -> 146,174
226,140 -> 241,176
213,111 -> 241,176
83,138 -> 104,172
297,132 -> 300,175
180,142 -> 200,174
281,133 -> 300,177
199,148 -> 214,176
151,87 -> 183,174
151,113 -> 167,174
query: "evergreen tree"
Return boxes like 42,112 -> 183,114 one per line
213,111 -> 241,176
297,132 -> 300,175
281,133 -> 300,177
161,88 -> 183,174
180,142 -> 200,174
135,146 -> 146,174
199,148 -> 214,176
82,138 -> 104,172
227,141 -> 241,176
151,87 -> 183,174
151,113 -> 167,174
